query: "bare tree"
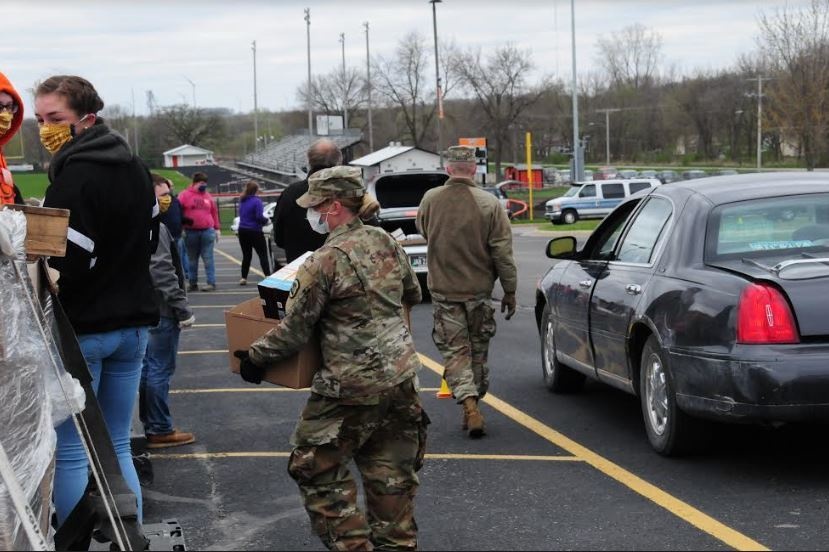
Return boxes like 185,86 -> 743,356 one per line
157,104 -> 227,148
297,66 -> 364,122
372,31 -> 456,148
454,44 -> 547,178
758,0 -> 829,169
596,23 -> 663,89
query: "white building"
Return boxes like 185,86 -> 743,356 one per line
350,144 -> 442,183
163,145 -> 215,168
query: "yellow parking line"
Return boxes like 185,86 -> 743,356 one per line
149,451 -> 582,462
169,387 -> 441,394
178,350 -> 228,355
418,354 -> 768,551
189,324 -> 226,328
215,247 -> 267,278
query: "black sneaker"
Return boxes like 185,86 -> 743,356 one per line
187,283 -> 198,292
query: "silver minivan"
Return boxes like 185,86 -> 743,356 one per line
545,178 -> 661,224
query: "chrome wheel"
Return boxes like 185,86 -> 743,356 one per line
644,352 -> 668,436
543,319 -> 556,381
563,210 -> 577,224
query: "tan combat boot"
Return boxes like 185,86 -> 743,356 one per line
462,397 -> 485,438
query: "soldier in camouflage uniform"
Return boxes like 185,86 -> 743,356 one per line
234,166 -> 428,551
416,145 -> 518,438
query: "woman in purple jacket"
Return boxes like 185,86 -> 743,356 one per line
237,181 -> 272,284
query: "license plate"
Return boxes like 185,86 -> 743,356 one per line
410,255 -> 427,268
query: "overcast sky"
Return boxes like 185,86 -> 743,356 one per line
3,0 -> 809,118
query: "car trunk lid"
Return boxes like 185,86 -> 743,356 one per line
708,257 -> 829,337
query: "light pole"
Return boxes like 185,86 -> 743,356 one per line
429,0 -> 443,167
305,8 -> 313,137
570,0 -> 582,181
596,108 -> 620,165
183,76 -> 196,108
340,33 -> 348,131
364,21 -> 374,151
252,40 -> 259,152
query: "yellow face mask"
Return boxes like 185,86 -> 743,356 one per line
158,194 -> 172,213
39,122 -> 73,155
0,111 -> 12,136
39,114 -> 89,155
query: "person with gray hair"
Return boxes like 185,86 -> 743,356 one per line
272,139 -> 343,263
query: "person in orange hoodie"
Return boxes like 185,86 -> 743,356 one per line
0,71 -> 24,206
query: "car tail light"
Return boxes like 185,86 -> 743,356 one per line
737,283 -> 799,344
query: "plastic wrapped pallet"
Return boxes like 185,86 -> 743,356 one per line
0,208 -> 58,550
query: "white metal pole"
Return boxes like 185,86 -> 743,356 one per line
252,40 -> 259,152
605,110 -> 610,165
757,76 -> 762,172
431,0 -> 443,166
305,8 -> 313,137
364,21 -> 374,151
341,33 -> 348,131
570,0 -> 581,181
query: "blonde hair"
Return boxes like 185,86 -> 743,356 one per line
339,193 -> 380,221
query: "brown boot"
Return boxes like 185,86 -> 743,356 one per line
462,397 -> 485,438
146,430 -> 196,449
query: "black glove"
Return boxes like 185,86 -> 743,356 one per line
234,350 -> 265,385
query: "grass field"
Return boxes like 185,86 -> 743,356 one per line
13,168 -> 191,199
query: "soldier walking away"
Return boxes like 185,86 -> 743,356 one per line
417,145 -> 518,438
234,166 -> 428,551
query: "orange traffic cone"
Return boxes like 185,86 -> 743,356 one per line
436,378 -> 453,399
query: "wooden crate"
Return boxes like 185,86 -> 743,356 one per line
3,204 -> 70,257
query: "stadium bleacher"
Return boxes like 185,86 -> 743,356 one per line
176,164 -> 286,194
238,131 -> 363,181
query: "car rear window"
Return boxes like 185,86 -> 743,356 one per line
629,181 -> 652,194
706,194 -> 829,259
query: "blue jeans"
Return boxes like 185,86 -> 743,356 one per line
185,228 -> 216,286
139,317 -> 180,435
176,236 -> 190,280
54,327 -> 149,526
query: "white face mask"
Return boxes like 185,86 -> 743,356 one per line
306,207 -> 330,234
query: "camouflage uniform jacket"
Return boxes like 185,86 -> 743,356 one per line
250,217 -> 423,403
416,176 -> 517,302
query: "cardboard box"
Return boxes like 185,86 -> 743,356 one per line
258,251 -> 313,319
4,204 -> 70,257
225,297 -> 319,388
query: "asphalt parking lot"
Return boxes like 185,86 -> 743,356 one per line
138,227 -> 829,551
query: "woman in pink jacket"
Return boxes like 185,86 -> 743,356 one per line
179,172 -> 220,291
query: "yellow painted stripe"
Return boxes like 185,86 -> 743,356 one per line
417,354 -> 768,551
215,247 -> 267,277
178,349 -> 228,355
189,324 -> 226,328
169,387 -> 441,394
150,451 -> 582,462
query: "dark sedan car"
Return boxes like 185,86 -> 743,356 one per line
535,172 -> 829,455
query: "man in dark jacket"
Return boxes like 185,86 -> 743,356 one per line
272,139 -> 342,263
141,177 -> 196,448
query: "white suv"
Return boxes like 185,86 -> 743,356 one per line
545,178 -> 661,224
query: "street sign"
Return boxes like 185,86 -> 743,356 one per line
459,137 -> 488,176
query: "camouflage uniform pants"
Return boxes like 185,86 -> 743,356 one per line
287,377 -> 429,551
431,297 -> 497,403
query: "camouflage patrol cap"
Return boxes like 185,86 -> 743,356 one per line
297,165 -> 365,208
444,145 -> 476,163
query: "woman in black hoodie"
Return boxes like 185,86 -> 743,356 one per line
37,75 -> 159,527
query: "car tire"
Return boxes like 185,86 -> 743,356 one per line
562,210 -> 578,225
639,335 -> 706,456
541,303 -> 585,393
